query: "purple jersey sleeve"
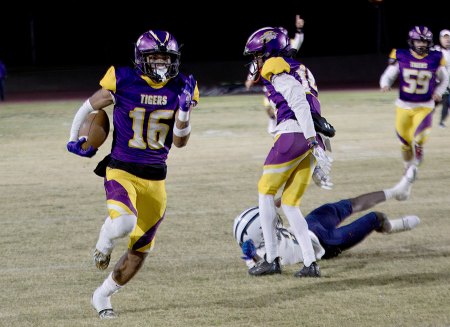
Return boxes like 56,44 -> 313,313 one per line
263,57 -> 321,125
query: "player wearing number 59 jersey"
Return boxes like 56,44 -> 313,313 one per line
67,30 -> 199,319
380,26 -> 449,176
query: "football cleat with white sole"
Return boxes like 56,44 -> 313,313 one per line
388,215 -> 420,233
92,287 -> 117,319
93,249 -> 111,271
98,309 -> 117,320
394,165 -> 417,201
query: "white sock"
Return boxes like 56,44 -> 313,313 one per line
96,215 -> 137,255
383,175 -> 410,200
404,160 -> 413,171
383,187 -> 397,200
98,272 -> 123,297
258,194 -> 279,263
281,204 -> 316,267
92,272 -> 123,312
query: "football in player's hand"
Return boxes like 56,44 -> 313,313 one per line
78,110 -> 110,150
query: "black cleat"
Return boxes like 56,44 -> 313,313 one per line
248,257 -> 281,276
294,262 -> 321,278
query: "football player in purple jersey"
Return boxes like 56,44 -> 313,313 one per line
245,15 -> 305,136
243,26 -> 332,278
380,26 -> 449,177
67,30 -> 199,319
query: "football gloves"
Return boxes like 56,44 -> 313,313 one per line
312,165 -> 333,190
311,112 -> 336,137
241,239 -> 257,261
308,139 -> 332,189
178,74 -> 197,112
311,145 -> 331,175
67,137 -> 97,158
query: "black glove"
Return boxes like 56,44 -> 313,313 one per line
311,112 -> 336,137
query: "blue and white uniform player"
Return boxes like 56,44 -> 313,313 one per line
234,171 -> 420,270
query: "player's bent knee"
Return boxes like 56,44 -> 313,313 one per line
112,214 -> 137,237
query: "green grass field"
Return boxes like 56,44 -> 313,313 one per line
1,90 -> 449,327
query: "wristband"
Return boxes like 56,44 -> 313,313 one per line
307,139 -> 319,148
178,110 -> 190,122
173,124 -> 191,137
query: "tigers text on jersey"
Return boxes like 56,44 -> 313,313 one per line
99,66 -> 198,165
392,49 -> 444,103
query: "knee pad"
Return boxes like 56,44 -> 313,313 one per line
108,214 -> 137,238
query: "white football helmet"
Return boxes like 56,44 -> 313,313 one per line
233,206 -> 283,248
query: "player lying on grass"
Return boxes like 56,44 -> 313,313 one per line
233,166 -> 419,275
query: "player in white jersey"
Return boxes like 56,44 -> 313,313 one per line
433,29 -> 450,127
234,166 -> 420,271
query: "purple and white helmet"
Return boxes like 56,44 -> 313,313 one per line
135,30 -> 180,82
408,26 -> 434,55
243,27 -> 290,59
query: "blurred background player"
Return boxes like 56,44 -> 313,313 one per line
234,166 -> 419,271
380,26 -> 449,176
243,26 -> 332,278
432,29 -> 450,128
67,30 -> 199,319
245,15 -> 305,136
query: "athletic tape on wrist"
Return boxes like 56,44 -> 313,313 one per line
178,110 -> 190,122
173,124 -> 191,137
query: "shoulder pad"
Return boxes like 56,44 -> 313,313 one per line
261,57 -> 291,81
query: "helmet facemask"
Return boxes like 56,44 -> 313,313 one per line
408,26 -> 434,56
134,30 -> 181,82
138,52 -> 179,82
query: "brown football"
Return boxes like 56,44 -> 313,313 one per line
78,109 -> 110,150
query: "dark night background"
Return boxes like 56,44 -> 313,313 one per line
1,1 -> 449,66
0,1 -> 448,94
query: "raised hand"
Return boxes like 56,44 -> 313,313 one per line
295,15 -> 304,30
67,137 -> 97,158
178,74 -> 197,112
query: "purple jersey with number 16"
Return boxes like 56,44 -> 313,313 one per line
100,66 -> 192,165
